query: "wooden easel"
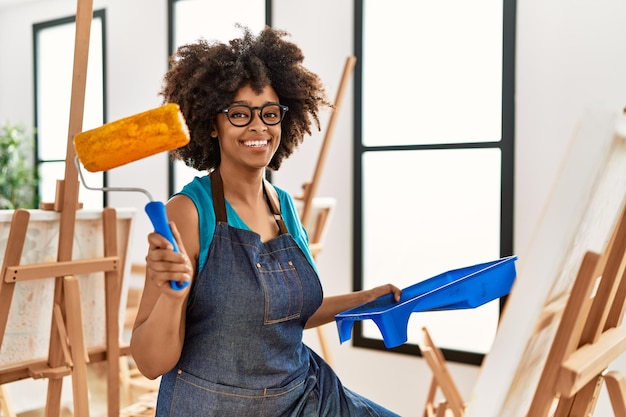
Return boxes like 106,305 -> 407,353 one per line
0,208 -> 124,417
295,55 -> 357,367
0,0 -> 125,415
297,55 -> 356,227
527,201 -> 626,417
419,327 -> 464,417
417,202 -> 626,417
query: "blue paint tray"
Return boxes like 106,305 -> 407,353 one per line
335,255 -> 518,348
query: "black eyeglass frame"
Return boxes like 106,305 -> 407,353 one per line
220,103 -> 289,127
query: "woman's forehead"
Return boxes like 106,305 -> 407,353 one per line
232,84 -> 279,103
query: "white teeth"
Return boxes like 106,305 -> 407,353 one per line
243,140 -> 268,147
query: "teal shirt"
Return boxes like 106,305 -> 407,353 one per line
176,175 -> 317,276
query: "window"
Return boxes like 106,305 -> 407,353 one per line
167,0 -> 269,194
353,0 -> 515,364
34,10 -> 106,209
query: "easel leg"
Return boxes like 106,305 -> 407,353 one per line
0,210 -> 29,350
605,371 -> 626,416
44,381 -> 63,417
419,328 -> 464,417
64,276 -> 90,417
527,251 -> 601,417
0,385 -> 17,417
45,274 -> 70,417
423,378 -> 439,417
41,305 -> 72,417
103,207 -> 121,417
567,375 -> 604,417
553,375 -> 604,417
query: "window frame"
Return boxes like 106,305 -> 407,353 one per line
33,9 -> 108,208
352,0 -> 516,365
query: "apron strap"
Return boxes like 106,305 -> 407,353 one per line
210,169 -> 228,223
263,179 -> 289,235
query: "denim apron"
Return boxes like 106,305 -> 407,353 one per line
155,171 -> 400,417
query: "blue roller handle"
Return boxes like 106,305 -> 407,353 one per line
145,201 -> 190,290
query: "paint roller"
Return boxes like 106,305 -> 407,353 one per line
74,103 -> 191,290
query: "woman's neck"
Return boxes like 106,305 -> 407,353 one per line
218,165 -> 266,207
217,165 -> 279,241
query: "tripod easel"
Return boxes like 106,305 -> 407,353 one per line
0,208 -> 128,417
417,201 -> 626,417
527,200 -> 626,416
0,0 -> 128,415
296,55 -> 357,367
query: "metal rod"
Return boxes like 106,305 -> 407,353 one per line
74,156 -> 153,201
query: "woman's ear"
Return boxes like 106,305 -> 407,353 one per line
210,124 -> 218,139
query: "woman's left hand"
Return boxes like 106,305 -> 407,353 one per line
306,283 -> 402,329
365,284 -> 402,303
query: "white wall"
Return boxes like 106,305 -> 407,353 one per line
1,1 -> 626,416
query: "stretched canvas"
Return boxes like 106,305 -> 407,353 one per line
466,107 -> 626,416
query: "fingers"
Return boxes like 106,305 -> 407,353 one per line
371,284 -> 402,303
147,222 -> 185,253
146,225 -> 193,292
146,250 -> 193,292
389,284 -> 402,302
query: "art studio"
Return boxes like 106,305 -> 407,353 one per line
1,1 -> 626,416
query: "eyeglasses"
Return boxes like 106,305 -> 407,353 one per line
220,103 -> 289,127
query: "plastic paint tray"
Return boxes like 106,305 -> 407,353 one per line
335,255 -> 518,348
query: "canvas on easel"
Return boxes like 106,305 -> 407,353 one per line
416,106 -> 626,417
465,106 -> 626,416
526,194 -> 626,416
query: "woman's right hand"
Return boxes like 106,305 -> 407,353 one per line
145,222 -> 193,296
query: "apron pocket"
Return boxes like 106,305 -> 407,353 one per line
170,370 -> 308,417
257,259 -> 304,324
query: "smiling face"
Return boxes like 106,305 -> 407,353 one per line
211,84 -> 282,174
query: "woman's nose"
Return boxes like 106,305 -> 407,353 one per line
248,111 -> 267,131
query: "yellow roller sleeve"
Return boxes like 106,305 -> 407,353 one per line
74,103 -> 190,172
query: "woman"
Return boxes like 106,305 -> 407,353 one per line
130,26 -> 402,416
